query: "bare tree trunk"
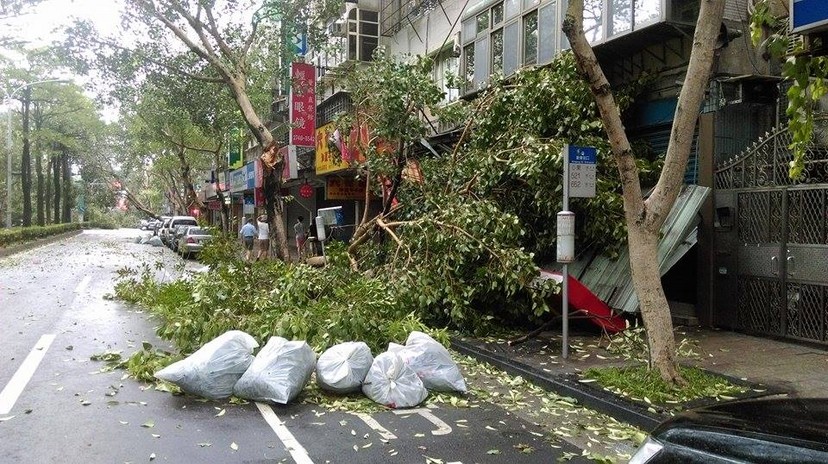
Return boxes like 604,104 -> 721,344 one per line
21,88 -> 32,227
53,154 -> 61,223
563,0 -> 726,384
35,154 -> 44,226
45,157 -> 52,224
61,149 -> 71,223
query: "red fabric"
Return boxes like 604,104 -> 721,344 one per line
541,270 -> 626,333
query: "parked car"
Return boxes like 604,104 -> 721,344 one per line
139,219 -> 149,230
160,216 -> 197,246
170,225 -> 192,252
177,227 -> 212,258
628,398 -> 828,463
150,216 -> 170,236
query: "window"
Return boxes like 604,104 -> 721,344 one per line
523,10 -> 538,65
538,3 -> 556,64
492,3 -> 504,25
583,0 -> 604,43
346,8 -> 379,61
504,0 -> 520,20
504,22 -> 520,75
492,29 -> 503,75
434,53 -> 460,103
462,18 -> 476,43
610,0 -> 632,36
634,0 -> 661,27
474,37 -> 489,89
477,11 -> 489,33
464,44 -> 475,90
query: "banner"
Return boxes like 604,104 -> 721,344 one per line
326,177 -> 368,200
315,123 -> 345,174
290,62 -> 316,147
281,145 -> 298,180
227,127 -> 243,170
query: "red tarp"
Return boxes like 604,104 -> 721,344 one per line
539,270 -> 626,333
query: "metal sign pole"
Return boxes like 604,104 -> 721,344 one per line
562,146 -> 570,360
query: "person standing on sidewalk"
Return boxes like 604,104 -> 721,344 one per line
294,216 -> 307,259
256,215 -> 270,261
240,218 -> 257,262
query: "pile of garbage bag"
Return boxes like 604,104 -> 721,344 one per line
154,330 -> 466,409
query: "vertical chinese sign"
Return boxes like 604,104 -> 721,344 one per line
290,62 -> 316,147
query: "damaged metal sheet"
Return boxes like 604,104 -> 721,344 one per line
566,185 -> 711,313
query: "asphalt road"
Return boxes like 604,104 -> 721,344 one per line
0,229 -> 592,463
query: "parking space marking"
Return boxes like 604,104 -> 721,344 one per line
0,334 -> 56,415
393,408 -> 453,435
73,275 -> 91,295
256,402 -> 314,464
352,412 -> 398,440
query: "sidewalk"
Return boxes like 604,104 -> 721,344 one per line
452,326 -> 828,430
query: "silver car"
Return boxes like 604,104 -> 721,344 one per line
177,227 -> 212,258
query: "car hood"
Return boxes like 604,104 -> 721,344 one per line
653,398 -> 828,447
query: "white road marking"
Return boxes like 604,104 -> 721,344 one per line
0,334 -> 56,414
352,412 -> 398,440
393,408 -> 453,435
256,402 -> 314,464
74,275 -> 91,295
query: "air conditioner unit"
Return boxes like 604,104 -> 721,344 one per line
721,79 -> 779,105
451,32 -> 461,57
329,20 -> 346,37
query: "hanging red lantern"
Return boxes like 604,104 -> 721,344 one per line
299,182 -> 314,198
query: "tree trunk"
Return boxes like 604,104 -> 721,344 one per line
53,154 -> 61,223
213,150 -> 230,233
61,149 -> 71,223
175,147 -> 204,214
21,88 -> 32,227
45,157 -> 52,224
563,0 -> 726,384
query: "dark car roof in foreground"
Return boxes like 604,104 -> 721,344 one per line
653,397 -> 828,449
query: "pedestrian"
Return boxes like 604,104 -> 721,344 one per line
294,216 -> 307,259
239,217 -> 257,262
256,215 -> 270,261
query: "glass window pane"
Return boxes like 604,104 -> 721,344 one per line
464,44 -> 475,90
504,21 -> 519,75
522,0 -> 539,11
523,11 -> 538,65
583,0 -> 603,43
492,3 -> 504,24
349,21 -> 357,33
361,10 -> 378,22
462,18 -> 476,43
348,35 -> 357,60
538,3 -> 556,64
492,29 -> 503,75
559,0 -> 569,49
360,21 -> 378,36
477,11 -> 489,32
610,0 -> 632,36
360,36 -> 378,61
504,0 -> 520,20
474,37 -> 489,89
634,0 -> 661,26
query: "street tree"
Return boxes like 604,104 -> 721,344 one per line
562,0 -> 726,384
65,0 -> 341,259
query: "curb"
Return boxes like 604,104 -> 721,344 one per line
0,230 -> 83,258
451,337 -> 664,431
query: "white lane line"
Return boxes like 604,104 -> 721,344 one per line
74,275 -> 91,295
392,407 -> 453,435
352,412 -> 398,440
0,334 -> 56,415
256,402 -> 314,464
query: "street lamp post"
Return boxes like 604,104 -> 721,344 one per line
4,79 -> 70,228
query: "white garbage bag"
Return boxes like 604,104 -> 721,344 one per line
398,331 -> 467,393
233,337 -> 316,404
155,330 -> 258,400
316,342 -> 373,393
362,351 -> 427,408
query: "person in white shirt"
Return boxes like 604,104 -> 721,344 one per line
294,216 -> 307,259
256,215 -> 270,261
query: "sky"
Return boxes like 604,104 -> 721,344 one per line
2,0 -> 125,120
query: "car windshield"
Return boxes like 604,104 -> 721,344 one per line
187,228 -> 206,235
178,220 -> 197,226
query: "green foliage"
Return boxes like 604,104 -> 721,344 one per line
114,240 -> 439,354
0,222 -> 82,247
584,365 -> 747,408
751,0 -> 828,178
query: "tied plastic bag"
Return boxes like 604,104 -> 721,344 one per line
147,236 -> 163,247
316,342 -> 373,393
233,337 -> 316,404
395,331 -> 467,393
362,351 -> 427,409
155,330 -> 258,400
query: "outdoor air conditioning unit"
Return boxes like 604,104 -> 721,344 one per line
329,20 -> 346,37
720,79 -> 779,105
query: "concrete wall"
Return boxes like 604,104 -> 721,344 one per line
384,0 -> 465,57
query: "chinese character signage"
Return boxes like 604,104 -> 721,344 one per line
290,62 -> 316,147
315,123 -> 346,174
565,145 -> 597,198
281,145 -> 298,180
326,177 -> 368,200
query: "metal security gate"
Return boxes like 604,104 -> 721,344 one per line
713,122 -> 828,345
